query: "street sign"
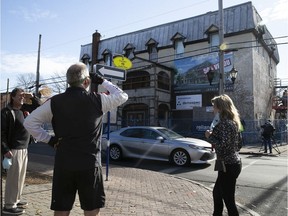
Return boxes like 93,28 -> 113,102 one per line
113,56 -> 133,70
93,64 -> 126,81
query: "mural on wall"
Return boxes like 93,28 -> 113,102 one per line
173,52 -> 234,87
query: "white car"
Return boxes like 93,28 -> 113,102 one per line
102,126 -> 215,166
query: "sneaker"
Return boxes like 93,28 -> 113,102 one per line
2,207 -> 25,215
17,201 -> 28,208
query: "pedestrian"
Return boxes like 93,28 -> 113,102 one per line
205,94 -> 242,216
1,88 -> 41,215
282,90 -> 287,107
239,119 -> 246,146
261,120 -> 275,154
23,62 -> 128,216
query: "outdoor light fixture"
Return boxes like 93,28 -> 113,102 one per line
206,69 -> 215,85
229,66 -> 238,84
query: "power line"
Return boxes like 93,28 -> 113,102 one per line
2,37 -> 287,92
100,0 -> 209,36
7,1 -> 210,55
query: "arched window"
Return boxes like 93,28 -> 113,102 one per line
158,71 -> 170,90
123,71 -> 150,90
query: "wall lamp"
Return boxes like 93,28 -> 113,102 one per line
229,67 -> 238,84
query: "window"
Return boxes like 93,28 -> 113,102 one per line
205,25 -> 219,52
121,128 -> 143,138
104,54 -> 111,66
123,43 -> 135,59
123,71 -> 150,90
171,32 -> 186,59
175,39 -> 184,58
158,71 -> 170,90
102,49 -> 112,66
124,49 -> 134,59
120,128 -> 159,139
146,38 -> 158,62
210,33 -> 219,52
81,54 -> 90,72
142,129 -> 159,140
148,45 -> 158,61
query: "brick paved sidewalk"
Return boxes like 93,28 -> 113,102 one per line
2,165 -> 255,216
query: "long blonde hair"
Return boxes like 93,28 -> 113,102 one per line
211,94 -> 241,131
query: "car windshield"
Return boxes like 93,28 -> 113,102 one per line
157,128 -> 184,139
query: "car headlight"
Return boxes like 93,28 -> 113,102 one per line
187,144 -> 202,150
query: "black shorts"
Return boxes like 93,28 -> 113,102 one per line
51,166 -> 105,211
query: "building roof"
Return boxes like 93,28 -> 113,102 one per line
80,1 -> 279,63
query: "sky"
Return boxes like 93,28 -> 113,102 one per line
1,0 -> 288,92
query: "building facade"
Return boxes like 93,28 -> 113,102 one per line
79,2 -> 281,136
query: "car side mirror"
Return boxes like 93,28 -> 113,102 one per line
156,136 -> 164,143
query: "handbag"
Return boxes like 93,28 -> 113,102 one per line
214,159 -> 226,172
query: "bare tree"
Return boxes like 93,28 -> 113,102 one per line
17,73 -> 36,91
50,72 -> 67,94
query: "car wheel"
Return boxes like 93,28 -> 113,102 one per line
109,144 -> 122,161
171,149 -> 190,166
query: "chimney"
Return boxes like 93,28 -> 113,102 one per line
92,31 -> 101,67
91,31 -> 101,93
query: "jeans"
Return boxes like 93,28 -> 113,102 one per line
213,162 -> 242,216
263,138 -> 272,153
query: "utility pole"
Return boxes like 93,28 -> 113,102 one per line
35,34 -> 41,97
6,78 -> 9,106
218,0 -> 224,95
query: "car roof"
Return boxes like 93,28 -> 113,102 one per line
121,126 -> 165,129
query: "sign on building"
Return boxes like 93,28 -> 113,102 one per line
176,94 -> 202,110
173,52 -> 234,86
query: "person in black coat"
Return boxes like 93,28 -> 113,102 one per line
1,88 -> 40,215
261,120 -> 275,153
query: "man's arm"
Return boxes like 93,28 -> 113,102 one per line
100,80 -> 128,113
23,100 -> 53,143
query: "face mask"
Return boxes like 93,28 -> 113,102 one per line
2,157 -> 12,170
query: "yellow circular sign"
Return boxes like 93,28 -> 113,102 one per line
219,43 -> 227,51
113,56 -> 133,70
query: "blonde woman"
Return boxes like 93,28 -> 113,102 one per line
205,94 -> 242,216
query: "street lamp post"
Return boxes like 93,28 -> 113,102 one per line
230,67 -> 238,84
207,67 -> 238,88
